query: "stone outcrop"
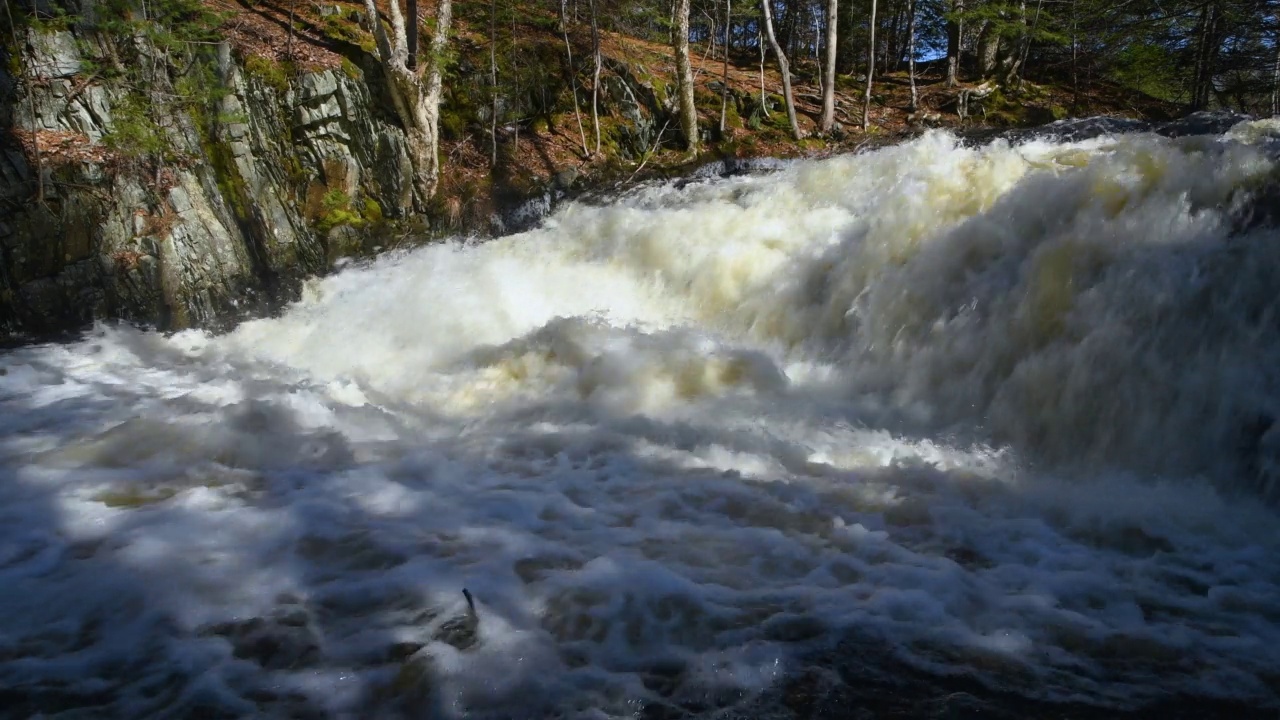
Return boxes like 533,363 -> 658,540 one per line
0,18 -> 681,342
0,25 -> 417,339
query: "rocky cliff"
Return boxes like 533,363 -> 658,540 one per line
0,6 -> 670,341
0,14 -> 435,340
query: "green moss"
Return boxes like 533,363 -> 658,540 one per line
340,56 -> 362,80
217,172 -> 246,218
362,198 -> 383,224
721,96 -> 743,129
319,207 -> 363,231
598,129 -> 621,156
5,47 -> 22,76
322,13 -> 365,45
306,188 -> 385,233
244,55 -> 293,93
439,103 -> 471,141
316,188 -> 360,231
322,187 -> 350,211
764,105 -> 795,133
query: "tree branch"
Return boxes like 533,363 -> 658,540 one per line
429,0 -> 451,64
361,0 -> 396,64
385,0 -> 408,63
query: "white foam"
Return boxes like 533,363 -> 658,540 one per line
2,128 -> 1279,717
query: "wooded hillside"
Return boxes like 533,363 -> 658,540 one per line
376,0 -> 1274,210
4,0 -> 1274,224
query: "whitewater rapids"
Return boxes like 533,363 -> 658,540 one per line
3,123 -> 1280,718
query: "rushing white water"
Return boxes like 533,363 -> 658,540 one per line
4,124 -> 1280,718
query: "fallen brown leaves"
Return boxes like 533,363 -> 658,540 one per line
139,205 -> 180,237
213,0 -> 350,70
110,248 -> 147,271
12,129 -> 113,166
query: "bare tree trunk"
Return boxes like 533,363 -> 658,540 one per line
976,20 -> 999,79
1013,0 -> 1042,87
589,0 -> 602,154
1272,15 -> 1280,117
1191,5 -> 1209,110
863,0 -> 877,130
511,9 -> 519,152
907,0 -> 918,110
720,0 -> 731,134
490,0 -> 498,167
361,0 -> 452,210
761,0 -> 801,139
405,0 -> 417,67
759,25 -> 767,115
1182,6 -> 1203,109
886,2 -> 902,70
670,0 -> 676,45
1190,1 -> 1221,111
946,0 -> 963,87
1000,0 -> 1026,84
813,13 -> 822,87
1070,0 -> 1078,111
560,0 -> 590,156
820,0 -> 838,132
419,0 -> 451,203
779,0 -> 794,60
674,0 -> 699,153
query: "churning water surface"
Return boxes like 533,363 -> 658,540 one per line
3,123 -> 1280,719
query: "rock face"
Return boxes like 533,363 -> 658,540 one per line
0,27 -> 418,340
0,17 -> 685,342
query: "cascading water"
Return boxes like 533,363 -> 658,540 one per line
3,120 -> 1280,718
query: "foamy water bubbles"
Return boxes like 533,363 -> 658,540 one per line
2,122 -> 1280,718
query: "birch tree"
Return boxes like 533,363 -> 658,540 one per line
907,0 -> 918,110
946,0 -> 964,86
1014,0 -> 1044,88
361,0 -> 452,210
863,0 -> 877,130
589,0 -> 602,154
758,26 -> 768,115
1272,21 -> 1280,116
761,0 -> 802,139
489,0 -> 498,166
720,0 -> 731,134
674,0 -> 699,153
559,0 -> 590,157
820,0 -> 838,132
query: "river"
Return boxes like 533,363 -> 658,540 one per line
2,121 -> 1279,718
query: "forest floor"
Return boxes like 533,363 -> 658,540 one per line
212,0 -> 1183,224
